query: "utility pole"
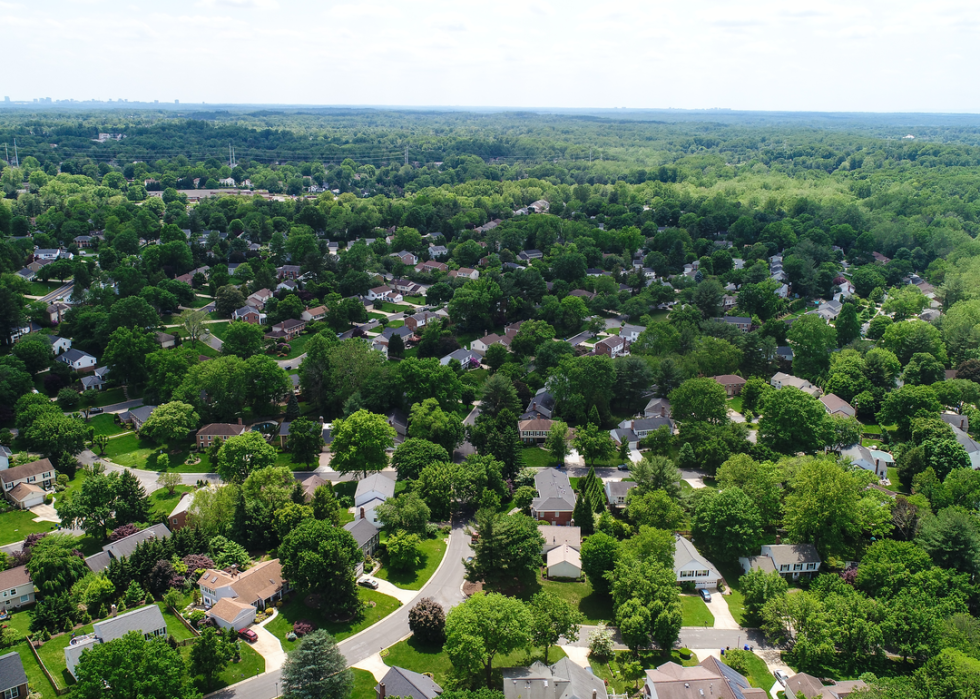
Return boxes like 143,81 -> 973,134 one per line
404,145 -> 409,166
229,143 -> 237,169
13,138 -> 18,167
589,147 -> 593,165
3,144 -> 7,165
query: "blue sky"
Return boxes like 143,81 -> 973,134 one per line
4,0 -> 976,112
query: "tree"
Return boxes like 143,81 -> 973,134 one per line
630,453 -> 683,499
330,410 -> 395,477
828,414 -> 864,453
216,431 -> 278,483
573,422 -> 615,468
835,303 -> 862,346
280,630 -> 353,699
484,344 -> 510,373
479,373 -> 521,419
114,468 -> 151,525
409,597 -> 446,645
883,285 -> 931,320
878,385 -> 942,441
618,597 -> 652,654
103,327 -> 155,387
902,352 -> 947,386
215,284 -> 246,317
573,490 -> 596,534
530,591 -> 584,663
178,308 -> 210,346
692,487 -> 763,563
57,387 -> 80,410
375,492 -> 431,534
244,354 -> 292,413
544,420 -> 570,464
56,473 -> 118,541
157,471 -> 182,495
788,314 -> 837,381
692,279 -> 724,318
26,534 -> 88,596
299,334 -> 337,414
222,321 -> 266,359
288,417 -> 325,468
740,568 -> 789,625
608,557 -> 682,651
141,401 -> 200,444
669,378 -> 728,425
445,592 -> 533,688
386,530 -> 423,571
784,459 -> 862,559
880,319 -> 947,366
73,632 -> 196,699
759,386 -> 830,454
716,454 -> 783,528
24,413 -> 87,464
92,434 -> 109,456
917,508 -> 980,577
279,519 -> 362,618
409,398 -> 465,454
12,335 -> 53,375
580,531 -> 619,594
190,627 -> 233,691
391,439 -> 449,481
510,320 -> 556,357
627,489 -> 685,531
465,511 -> 544,591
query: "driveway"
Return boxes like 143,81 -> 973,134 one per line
705,592 -> 740,629
251,611 -> 287,671
29,503 -> 60,523
359,577 -> 417,605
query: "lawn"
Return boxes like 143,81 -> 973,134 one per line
591,649 -> 698,693
275,450 -> 318,472
29,281 -> 64,296
189,295 -> 214,308
531,573 -> 615,624
87,387 -> 128,408
387,319 -> 404,328
212,643 -> 266,690
86,412 -> 128,437
723,588 -> 747,626
522,446 -> 554,469
403,296 -> 425,305
3,608 -> 33,643
679,595 -> 714,627
0,509 -> 58,547
374,533 -> 447,590
722,649 -> 776,690
266,588 -> 402,652
101,433 -> 213,472
728,396 -> 743,413
12,642 -> 58,698
383,636 -> 567,687
37,620 -> 94,689
208,322 -> 232,339
351,668 -> 377,699
278,333 -> 313,360
886,467 -> 909,494
158,602 -> 197,642
148,486 -> 195,520
379,302 -> 416,313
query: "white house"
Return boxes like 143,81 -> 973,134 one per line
46,335 -> 72,355
619,325 -> 643,342
1,459 -> 55,509
199,559 -> 287,611
207,598 -> 257,631
750,544 -> 822,580
673,535 -> 721,589
841,444 -> 892,480
951,425 -> 980,470
546,544 -> 581,579
0,566 -> 35,610
57,348 -> 98,371
65,606 -> 166,679
354,473 -> 396,507
770,372 -> 822,397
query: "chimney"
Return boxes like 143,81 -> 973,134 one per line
360,507 -> 365,520
592,692 -> 596,699
378,682 -> 386,699
237,417 -> 242,425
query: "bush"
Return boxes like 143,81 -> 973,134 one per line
56,388 -> 79,410
408,598 -> 445,644
43,494 -> 53,505
292,620 -> 316,637
108,523 -> 142,542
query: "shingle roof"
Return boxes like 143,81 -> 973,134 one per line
84,551 -> 111,573
95,605 -> 166,643
0,458 -> 53,486
0,566 -> 30,592
673,536 -> 721,581
103,523 -> 171,560
532,468 -> 576,512
208,597 -> 255,625
765,544 -> 821,566
344,517 -> 379,548
197,423 -> 247,438
355,473 -> 395,500
0,651 -> 27,693
605,481 -> 637,499
539,525 -> 581,553
376,666 -> 443,699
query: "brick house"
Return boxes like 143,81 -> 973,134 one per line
530,468 -> 577,525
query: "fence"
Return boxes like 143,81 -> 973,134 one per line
27,638 -> 70,696
169,604 -> 201,638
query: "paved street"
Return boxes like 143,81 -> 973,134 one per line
34,281 -> 74,303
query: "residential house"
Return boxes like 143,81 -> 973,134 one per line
821,393 -> 855,418
198,558 -> 288,614
376,666 -> 443,699
0,446 -> 10,471
74,235 -> 95,247
517,249 -> 543,262
539,525 -> 581,555
154,331 -> 176,349
775,283 -> 790,298
612,417 -> 674,449
404,311 -> 440,332
673,535 -> 722,589
450,267 -> 479,281
717,316 -> 752,332
503,659 -> 607,699
120,405 -> 157,433
345,518 -> 381,577
207,598 -> 258,632
519,418 -> 554,444
246,288 -> 274,309
530,468 -> 576,525
354,473 -> 396,527
80,367 -> 108,391
176,265 -> 210,285
471,333 -> 511,355
642,658 -> 767,699
45,334 -> 72,355
817,299 -> 843,319
15,267 -> 35,282
524,388 -> 556,419
65,606 -> 168,679
428,245 -> 449,258
277,265 -> 302,280
57,348 -> 98,371
1,459 -> 55,509
439,348 -> 480,368
595,335 -> 627,358
386,409 -> 409,441
951,425 -> 980,469
770,372 -> 822,397
619,324 -> 643,342
528,199 -> 550,214
34,247 -> 69,261
775,346 -> 794,362
568,289 -> 596,301
83,523 -> 173,574
740,544 -> 821,580
785,673 -> 867,699
604,480 -> 637,508
167,492 -> 195,531
47,302 -> 70,325
0,566 -> 35,610
872,252 -> 891,264
942,413 -> 970,432
0,651 -> 28,699
265,319 -> 306,341
722,294 -> 739,310
643,397 -> 671,418
547,545 -> 581,578
390,250 -> 419,266
196,421 -> 247,450
714,374 -> 747,398
504,320 -> 526,337
276,279 -> 298,292
301,305 -> 326,322
233,305 -> 263,324
840,443 -> 893,479
415,260 -> 448,274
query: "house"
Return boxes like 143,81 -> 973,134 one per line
376,666 -> 443,699
741,544 -> 821,580
415,260 -> 448,274
539,526 -> 581,555
154,331 -> 176,349
386,409 -> 409,440
428,245 -> 449,258
503,659 -> 607,699
872,252 -> 891,265
820,393 -> 855,418
547,545 -> 581,578
65,606 -> 168,679
519,418 -> 554,444
717,316 -> 752,332
439,348 -> 480,368
776,346 -> 794,362
390,250 -> 418,266
207,598 -> 257,632
0,651 -> 28,699
47,302 -> 70,325
604,480 -> 637,508
595,335 -> 627,358
673,535 -> 722,589
15,267 -> 35,282
1,459 -> 55,509
775,284 -> 790,298
120,405 -> 158,433
404,311 -> 439,332
247,288 -> 273,309
45,334 -> 71,355
950,425 -> 980,469
57,348 -> 98,371
368,285 -> 394,301
277,265 -> 302,280
470,333 -> 511,355
785,673 -> 867,699
643,397 -> 671,418
722,294 -> 739,309
382,325 -> 414,344
199,558 -> 288,612
345,518 -> 381,577
770,372 -> 822,397
613,417 -> 674,449
232,305 -> 263,324
518,249 -> 543,262
642,657 -> 767,699
355,473 -> 396,507
196,421 -> 247,450
450,267 -> 479,280
0,446 -> 10,471
88,524 -> 173,574
942,413 -> 970,432
528,199 -> 550,214
714,374 -> 746,398
34,247 -> 68,261
265,319 -> 306,341
0,566 -> 35,610
524,388 -> 556,419
504,320 -> 525,337
818,299 -> 843,319
531,468 -> 576,525
568,289 -> 596,301
276,279 -> 298,292
301,306 -> 326,323
840,444 -> 892,479
167,492 -> 195,531
619,324 -> 643,342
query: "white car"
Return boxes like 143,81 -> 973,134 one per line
774,670 -> 789,686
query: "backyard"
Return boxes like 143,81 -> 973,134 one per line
265,588 -> 402,652
100,433 -> 214,472
523,572 -> 614,625
0,508 -> 58,547
373,532 -> 448,590
148,485 -> 195,519
591,649 -> 699,694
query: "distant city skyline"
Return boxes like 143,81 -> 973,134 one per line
4,0 -> 979,113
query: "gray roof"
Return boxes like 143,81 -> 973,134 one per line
84,551 -> 111,573
94,605 -> 166,643
765,544 -> 821,566
620,324 -> 643,336
503,659 -> 608,699
127,405 -> 157,424
59,347 -> 96,364
0,651 -> 27,693
605,481 -> 638,499
103,523 -> 171,560
376,666 -> 442,699
632,417 -> 673,431
952,425 -> 980,454
674,535 -> 722,581
382,325 -> 414,340
344,517 -> 380,549
355,473 -> 395,500
539,525 -> 581,553
721,316 -> 752,324
532,468 -> 576,512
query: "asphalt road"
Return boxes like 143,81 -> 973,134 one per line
38,282 -> 74,303
568,625 -> 772,653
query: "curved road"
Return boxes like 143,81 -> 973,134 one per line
208,521 -> 472,699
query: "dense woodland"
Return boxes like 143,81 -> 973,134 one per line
4,109 -> 980,697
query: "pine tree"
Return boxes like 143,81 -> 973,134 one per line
588,405 -> 601,425
573,491 -> 595,534
285,393 -> 300,421
281,630 -> 353,699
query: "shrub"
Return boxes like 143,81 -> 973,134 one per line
108,524 -> 142,542
408,598 -> 445,644
188,610 -> 206,626
182,554 -> 215,575
293,620 -> 316,637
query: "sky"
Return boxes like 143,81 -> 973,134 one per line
3,0 -> 977,113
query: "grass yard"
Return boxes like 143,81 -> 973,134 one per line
214,643 -> 265,690
207,322 -> 231,339
723,588 -> 747,626
275,450 -> 319,472
148,486 -> 195,519
679,594 -> 714,627
383,636 -> 566,687
351,668 -> 377,699
374,534 -> 448,590
722,649 -> 776,689
367,312 -> 387,321
88,387 -> 128,408
379,302 -> 416,313
86,412 -> 128,436
728,396 -> 743,413
403,296 -> 426,305
37,621 -> 93,688
3,608 -> 33,643
886,467 -> 909,494
101,433 -> 213,472
278,333 -> 313,360
387,319 -> 404,328
531,573 -> 614,624
29,281 -> 64,296
0,509 -> 57,547
12,642 -> 58,698
266,588 -> 401,652
189,295 -> 214,308
522,446 -> 554,469
591,649 -> 698,693
647,310 -> 669,323
158,602 -> 197,642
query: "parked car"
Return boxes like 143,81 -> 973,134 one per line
617,463 -> 630,471
89,407 -> 104,414
358,577 -> 379,589
699,588 -> 712,602
774,670 -> 789,686
238,628 -> 258,642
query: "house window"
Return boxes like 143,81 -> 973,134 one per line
793,564 -> 803,571
20,595 -> 29,603
806,563 -> 817,570
680,571 -> 694,578
4,686 -> 21,699
780,565 -> 789,572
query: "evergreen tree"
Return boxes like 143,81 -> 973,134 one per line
280,630 -> 353,699
284,393 -> 301,421
573,491 -> 595,534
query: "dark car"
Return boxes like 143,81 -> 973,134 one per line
699,588 -> 712,602
89,407 -> 104,415
238,628 -> 258,642
617,463 -> 630,471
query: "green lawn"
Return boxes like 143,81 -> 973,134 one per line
383,636 -> 566,687
403,296 -> 425,305
728,396 -> 743,413
723,588 -> 747,626
266,588 -> 402,652
37,620 -> 93,688
351,668 -> 377,699
87,387 -> 128,408
647,310 -> 669,323
3,608 -> 34,643
213,643 -> 265,690
101,433 -> 213,472
0,509 -> 57,546
148,486 -> 195,520
277,333 -> 313,360
522,446 -> 554,469
207,322 -> 231,339
374,534 -> 448,591
159,602 -> 197,642
886,467 -> 909,494
379,302 -> 415,313
86,412 -> 128,436
722,649 -> 776,689
532,573 -> 614,624
29,281 -> 64,296
367,312 -> 387,321
387,319 -> 404,328
12,642 -> 58,698
679,595 -> 714,627
591,649 -> 698,693
189,295 -> 214,308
